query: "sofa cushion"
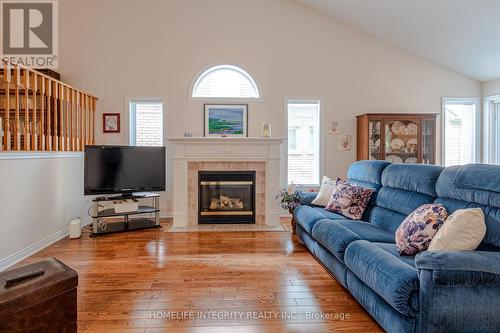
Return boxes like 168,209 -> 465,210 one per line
371,163 -> 444,234
325,182 -> 374,220
372,242 -> 416,267
381,163 -> 443,197
453,164 -> 500,194
345,240 -> 419,317
395,204 -> 448,255
435,165 -> 500,248
347,160 -> 391,221
311,219 -> 394,262
294,205 -> 347,234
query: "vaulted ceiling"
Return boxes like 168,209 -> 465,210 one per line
298,0 -> 500,82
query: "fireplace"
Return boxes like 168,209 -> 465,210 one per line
198,171 -> 256,224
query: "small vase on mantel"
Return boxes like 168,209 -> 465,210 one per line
261,122 -> 271,137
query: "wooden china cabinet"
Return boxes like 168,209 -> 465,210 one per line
356,113 -> 438,164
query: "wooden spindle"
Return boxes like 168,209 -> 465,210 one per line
92,97 -> 96,144
47,78 -> 52,151
32,73 -> 37,151
63,86 -> 71,151
13,66 -> 20,151
59,84 -> 65,150
24,70 -> 30,150
83,93 -> 87,148
3,61 -> 11,151
86,95 -> 90,146
40,76 -> 45,151
53,81 -> 58,151
69,88 -> 73,151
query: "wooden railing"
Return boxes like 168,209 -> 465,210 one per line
0,58 -> 97,152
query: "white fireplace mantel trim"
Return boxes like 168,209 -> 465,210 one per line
166,137 -> 286,143
167,137 -> 285,228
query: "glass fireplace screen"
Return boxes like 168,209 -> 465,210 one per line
198,171 -> 256,224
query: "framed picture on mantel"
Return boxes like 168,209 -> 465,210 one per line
204,104 -> 248,137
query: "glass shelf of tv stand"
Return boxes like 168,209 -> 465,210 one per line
92,206 -> 160,218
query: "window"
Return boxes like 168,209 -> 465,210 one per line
288,127 -> 298,151
485,95 -> 500,164
192,65 -> 260,99
287,100 -> 321,186
129,100 -> 164,146
442,98 -> 479,166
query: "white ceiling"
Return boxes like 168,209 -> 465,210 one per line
298,0 -> 500,82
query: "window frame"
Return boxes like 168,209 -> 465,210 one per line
127,96 -> 167,146
441,97 -> 481,166
285,97 -> 324,188
190,63 -> 263,102
484,94 -> 500,164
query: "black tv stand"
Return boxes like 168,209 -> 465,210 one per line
90,192 -> 161,237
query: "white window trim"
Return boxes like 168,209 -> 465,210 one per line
126,95 -> 167,146
484,94 -> 500,164
441,97 -> 481,166
189,63 -> 264,102
284,97 -> 324,188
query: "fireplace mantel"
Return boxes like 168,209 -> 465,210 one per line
166,137 -> 286,143
166,137 -> 285,227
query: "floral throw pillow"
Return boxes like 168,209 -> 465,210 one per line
395,204 -> 448,256
325,182 -> 374,220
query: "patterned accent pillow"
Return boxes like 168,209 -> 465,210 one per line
395,204 -> 448,256
325,182 -> 374,220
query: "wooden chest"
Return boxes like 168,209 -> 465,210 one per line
0,258 -> 78,333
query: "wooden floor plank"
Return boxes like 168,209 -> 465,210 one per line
17,219 -> 382,332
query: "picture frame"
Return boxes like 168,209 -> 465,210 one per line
204,104 -> 248,137
103,113 -> 120,133
328,120 -> 340,134
338,135 -> 351,151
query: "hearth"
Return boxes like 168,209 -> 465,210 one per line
198,171 -> 256,224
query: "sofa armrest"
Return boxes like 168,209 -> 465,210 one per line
415,251 -> 500,287
297,191 -> 318,206
416,251 -> 500,332
416,250 -> 500,274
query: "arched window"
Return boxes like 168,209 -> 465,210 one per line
192,64 -> 260,98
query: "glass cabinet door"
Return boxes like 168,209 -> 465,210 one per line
384,120 -> 419,163
368,120 -> 382,160
422,119 -> 436,164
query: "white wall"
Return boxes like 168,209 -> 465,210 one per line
0,154 -> 89,270
483,78 -> 500,98
57,0 -> 481,215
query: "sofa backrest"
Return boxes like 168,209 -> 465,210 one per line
435,164 -> 500,248
370,163 -> 444,234
347,160 -> 391,221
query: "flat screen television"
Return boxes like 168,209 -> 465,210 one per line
84,145 -> 166,195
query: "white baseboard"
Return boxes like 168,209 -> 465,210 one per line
0,217 -> 92,272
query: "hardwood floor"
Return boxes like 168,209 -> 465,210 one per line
18,219 -> 382,333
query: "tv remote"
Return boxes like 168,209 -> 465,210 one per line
4,269 -> 45,287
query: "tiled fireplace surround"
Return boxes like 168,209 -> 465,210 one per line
167,137 -> 285,228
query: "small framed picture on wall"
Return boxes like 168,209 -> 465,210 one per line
338,135 -> 351,151
328,120 -> 340,134
103,113 -> 120,133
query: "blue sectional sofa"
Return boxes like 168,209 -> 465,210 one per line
295,161 -> 500,333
